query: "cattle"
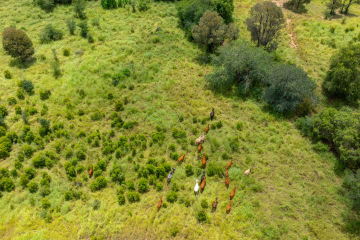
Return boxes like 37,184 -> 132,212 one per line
194,179 -> 199,195
230,186 -> 237,200
226,200 -> 232,213
202,153 -> 207,168
212,197 -> 218,212
225,169 -> 229,188
200,176 -> 206,192
178,154 -> 185,164
157,196 -> 162,211
244,168 -> 251,176
89,165 -> 93,178
197,143 -> 202,152
210,108 -> 214,121
195,135 -> 205,145
167,168 -> 176,184
226,160 -> 232,170
205,124 -> 210,134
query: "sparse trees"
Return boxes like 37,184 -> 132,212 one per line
323,42 -> 360,103
246,1 -> 285,51
191,10 -> 239,53
327,0 -> 342,16
2,28 -> 34,62
340,0 -> 359,15
284,0 -> 311,13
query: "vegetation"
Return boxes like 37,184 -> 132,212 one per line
323,42 -> 360,103
284,0 -> 311,13
246,1 -> 285,51
0,0 -> 360,239
2,27 -> 34,61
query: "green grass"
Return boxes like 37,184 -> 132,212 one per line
0,0 -> 359,239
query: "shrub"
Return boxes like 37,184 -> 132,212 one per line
284,0 -> 310,13
0,136 -> 12,159
0,127 -> 5,137
32,154 -> 47,168
40,90 -> 51,100
246,1 -> 284,51
74,0 -> 86,19
155,182 -> 163,191
115,101 -> 124,111
40,173 -> 51,186
36,0 -> 55,12
4,70 -> 11,79
166,191 -> 178,203
101,0 -> 118,9
197,209 -> 208,223
110,165 -> 125,184
118,193 -> 126,205
0,177 -> 15,192
2,27 -> 34,61
24,167 -> 36,179
127,191 -> 140,203
263,64 -> 317,115
185,165 -> 194,177
90,176 -> 107,192
201,199 -> 208,209
66,18 -> 76,35
192,10 -> 239,53
28,181 -> 39,193
78,21 -> 88,38
7,97 -> 17,106
127,180 -> 135,190
41,198 -> 51,209
40,25 -> 63,43
172,128 -> 186,139
87,33 -> 94,43
138,178 -> 149,193
23,144 -> 34,158
0,106 -> 8,119
323,42 -> 360,103
138,0 -> 149,11
206,41 -> 272,95
18,80 -> 34,94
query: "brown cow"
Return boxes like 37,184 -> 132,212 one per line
226,200 -> 232,214
197,143 -> 202,152
200,176 -> 206,192
202,153 -> 207,168
212,197 -> 218,212
230,186 -> 237,200
157,196 -> 162,211
178,154 -> 185,164
205,124 -> 210,134
226,160 -> 232,170
225,169 -> 230,188
89,165 -> 93,178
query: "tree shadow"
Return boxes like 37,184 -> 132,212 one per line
9,57 -> 36,69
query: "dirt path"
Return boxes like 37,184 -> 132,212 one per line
273,0 -> 298,49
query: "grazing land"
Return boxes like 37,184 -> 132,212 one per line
0,0 -> 359,239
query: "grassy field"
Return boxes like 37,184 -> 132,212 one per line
0,0 -> 359,239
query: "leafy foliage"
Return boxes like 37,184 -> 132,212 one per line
2,27 -> 34,61
284,0 -> 311,13
40,24 -> 63,43
246,1 -> 285,51
323,42 -> 360,103
263,64 -> 317,114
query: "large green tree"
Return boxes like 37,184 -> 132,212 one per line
284,0 -> 311,13
2,28 -> 34,62
246,1 -> 285,51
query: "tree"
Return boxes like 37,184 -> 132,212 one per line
263,64 -> 317,114
2,28 -> 34,61
101,0 -> 118,9
284,0 -> 311,13
323,42 -> 360,103
340,0 -> 359,14
246,1 -> 285,51
191,10 -> 239,53
327,0 -> 342,15
206,41 -> 273,95
74,0 -> 86,19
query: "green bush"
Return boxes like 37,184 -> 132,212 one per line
64,188 -> 82,200
28,181 -> 39,193
23,144 -> 34,158
0,106 -> 8,119
41,198 -> 51,209
36,0 -> 56,12
206,41 -> 272,95
40,90 -> 51,100
197,209 -> 208,223
7,97 -> 17,106
201,199 -> 208,209
138,178 -> 149,193
297,108 -> 360,170
284,0 -> 310,13
127,191 -> 140,203
0,177 -> 15,192
207,162 -> 223,177
66,18 -> 76,35
118,193 -> 126,205
40,24 -> 63,43
185,165 -> 194,177
101,0 -> 118,9
40,173 -> 51,186
263,64 -> 317,115
74,0 -> 86,19
138,0 -> 149,11
0,127 -> 5,138
323,42 -> 360,103
0,136 -> 12,159
32,154 -> 47,168
166,191 -> 178,203
4,70 -> 12,79
110,165 -> 125,184
2,27 -> 34,61
78,21 -> 88,38
18,80 -> 34,94
90,176 -> 107,192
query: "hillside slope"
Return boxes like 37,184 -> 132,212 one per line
0,0 -> 358,239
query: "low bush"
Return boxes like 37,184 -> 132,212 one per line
36,0 -> 55,12
78,21 -> 88,38
110,165 -> 125,184
40,90 -> 51,100
18,80 -> 34,94
28,181 -> 39,193
127,191 -> 140,203
0,136 -> 12,159
166,191 -> 178,203
90,176 -> 107,192
66,18 -> 76,35
118,193 -> 126,205
197,209 -> 208,223
0,177 -> 15,192
138,178 -> 149,193
201,199 -> 208,209
40,25 -> 63,43
185,165 -> 194,177
4,70 -> 11,79
41,198 -> 51,209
